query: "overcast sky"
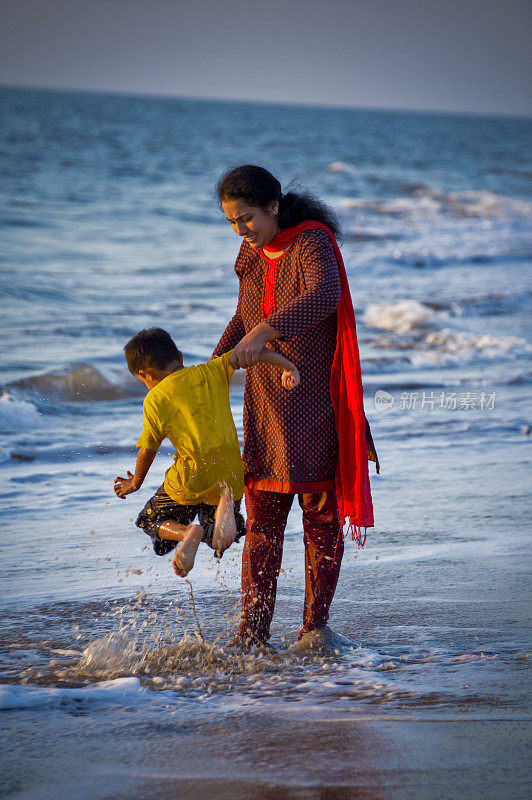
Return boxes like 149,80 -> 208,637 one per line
1,0 -> 531,116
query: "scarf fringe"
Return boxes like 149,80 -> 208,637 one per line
333,518 -> 367,564
346,520 -> 367,548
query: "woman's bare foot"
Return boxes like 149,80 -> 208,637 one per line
225,633 -> 269,650
290,626 -> 339,654
172,525 -> 204,577
212,492 -> 237,553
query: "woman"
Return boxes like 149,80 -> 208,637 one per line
212,165 -> 378,646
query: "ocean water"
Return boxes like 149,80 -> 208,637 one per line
1,87 -> 531,799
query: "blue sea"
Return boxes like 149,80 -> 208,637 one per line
1,87 -> 531,799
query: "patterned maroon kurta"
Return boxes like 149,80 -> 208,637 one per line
212,229 -> 341,492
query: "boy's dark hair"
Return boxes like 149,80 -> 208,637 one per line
124,328 -> 182,375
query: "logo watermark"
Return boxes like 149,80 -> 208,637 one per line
374,389 -> 498,413
374,389 -> 395,412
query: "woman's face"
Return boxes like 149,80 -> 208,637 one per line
221,197 -> 279,250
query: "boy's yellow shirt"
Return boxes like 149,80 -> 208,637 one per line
137,350 -> 244,506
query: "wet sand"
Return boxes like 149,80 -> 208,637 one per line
2,705 -> 530,800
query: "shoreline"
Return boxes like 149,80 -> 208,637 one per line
2,704 -> 530,800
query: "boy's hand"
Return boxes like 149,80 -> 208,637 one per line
230,321 -> 281,369
114,471 -> 139,499
281,367 -> 300,390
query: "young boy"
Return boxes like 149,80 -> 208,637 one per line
114,328 -> 300,577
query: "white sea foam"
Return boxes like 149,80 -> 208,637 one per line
339,188 -> 532,219
423,329 -> 530,356
363,300 -> 530,362
363,300 -> 436,333
0,392 -> 43,430
0,677 -> 144,710
443,189 -> 532,218
327,161 -> 357,175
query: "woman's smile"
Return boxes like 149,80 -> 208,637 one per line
222,197 -> 279,249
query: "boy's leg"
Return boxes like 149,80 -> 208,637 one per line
236,487 -> 293,644
212,489 -> 237,553
136,486 -> 193,554
298,490 -> 343,637
198,499 -> 247,558
135,486 -> 203,577
166,523 -> 205,578
157,519 -> 197,541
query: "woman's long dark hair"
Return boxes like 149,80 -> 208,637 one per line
216,164 -> 341,239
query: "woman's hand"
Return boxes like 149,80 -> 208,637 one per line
230,322 -> 280,369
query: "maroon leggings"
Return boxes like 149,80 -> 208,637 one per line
238,486 -> 344,643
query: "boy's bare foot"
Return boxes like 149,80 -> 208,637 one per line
212,492 -> 237,554
172,525 -> 204,577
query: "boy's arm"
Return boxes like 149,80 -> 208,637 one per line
114,447 -> 157,499
257,348 -> 301,390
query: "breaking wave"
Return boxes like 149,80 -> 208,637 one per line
364,300 -> 436,333
422,329 -> 529,356
8,364 -> 141,402
339,188 -> 532,219
0,392 -> 43,430
327,161 -> 358,176
363,300 -> 530,365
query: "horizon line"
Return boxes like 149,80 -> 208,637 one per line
1,82 -> 531,123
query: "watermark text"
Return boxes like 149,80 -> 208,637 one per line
374,389 -> 498,413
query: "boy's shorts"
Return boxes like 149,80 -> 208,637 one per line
136,484 -> 246,557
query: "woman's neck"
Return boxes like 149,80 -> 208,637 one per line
262,247 -> 287,260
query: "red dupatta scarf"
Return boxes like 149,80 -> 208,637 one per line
260,221 -> 374,545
